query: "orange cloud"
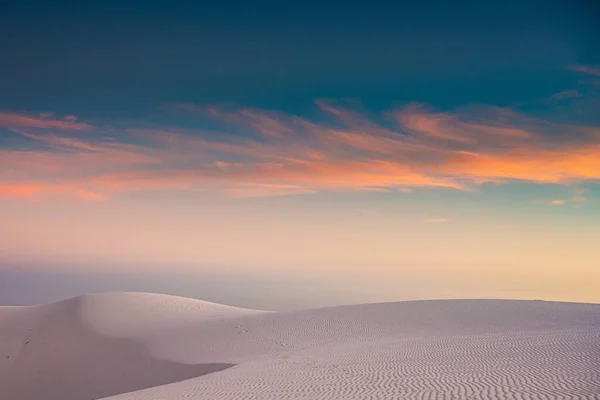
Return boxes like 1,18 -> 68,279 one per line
440,144 -> 600,183
0,182 -> 106,202
87,170 -> 199,193
393,104 -> 476,144
211,108 -> 296,140
71,159 -> 463,200
260,160 -> 463,190
0,112 -> 93,132
0,148 -> 159,180
74,189 -> 108,202
424,218 -> 449,223
2,102 -> 600,201
224,183 -> 317,198
392,104 -> 539,149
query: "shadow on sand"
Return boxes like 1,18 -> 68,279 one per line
1,298 -> 235,400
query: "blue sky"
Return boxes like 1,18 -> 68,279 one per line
1,0 -> 599,308
2,0 -> 599,115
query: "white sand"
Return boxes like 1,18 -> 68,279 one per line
1,293 -> 599,399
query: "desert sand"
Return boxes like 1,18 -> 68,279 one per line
1,292 -> 599,399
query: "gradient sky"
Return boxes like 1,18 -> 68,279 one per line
1,1 -> 600,309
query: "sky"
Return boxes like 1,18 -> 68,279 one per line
1,0 -> 600,309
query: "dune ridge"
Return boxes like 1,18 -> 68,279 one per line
1,293 -> 599,399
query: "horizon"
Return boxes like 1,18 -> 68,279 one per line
2,0 -> 600,309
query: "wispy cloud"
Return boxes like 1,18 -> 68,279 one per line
572,188 -> 588,203
438,143 -> 600,183
1,99 -> 600,201
569,65 -> 600,77
549,89 -> 582,101
424,218 -> 449,223
549,200 -> 566,206
223,183 -> 316,198
0,112 -> 93,132
0,182 -> 106,202
543,188 -> 590,208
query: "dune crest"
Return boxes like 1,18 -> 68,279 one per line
77,292 -> 267,339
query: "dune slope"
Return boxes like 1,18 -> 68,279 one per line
0,293 -> 262,400
1,294 -> 599,400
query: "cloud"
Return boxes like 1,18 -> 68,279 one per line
391,103 -> 540,148
223,183 -> 317,198
437,143 -> 600,183
2,101 -> 600,201
549,90 -> 582,101
572,188 -> 588,203
347,187 -> 392,193
424,218 -> 449,223
549,200 -> 566,206
73,189 -> 107,202
0,112 -> 93,132
542,188 -> 590,208
0,182 -> 106,202
208,108 -> 296,140
392,104 -> 477,144
569,65 -> 600,76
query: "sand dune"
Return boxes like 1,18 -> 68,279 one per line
1,293 -> 599,399
0,293 -> 256,400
